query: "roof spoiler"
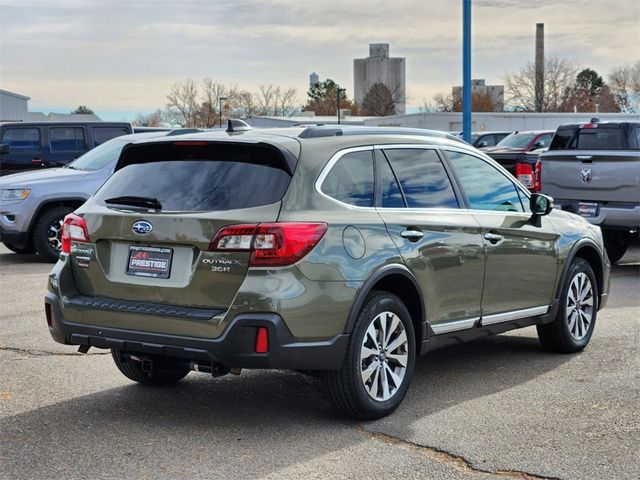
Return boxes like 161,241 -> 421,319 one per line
227,119 -> 252,133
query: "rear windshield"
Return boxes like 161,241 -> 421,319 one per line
95,143 -> 293,212
550,125 -> 634,150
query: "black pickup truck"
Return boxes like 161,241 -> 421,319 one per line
0,122 -> 132,175
540,120 -> 640,263
481,130 -> 554,191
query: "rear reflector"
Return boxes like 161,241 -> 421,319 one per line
255,327 -> 269,353
61,213 -> 90,254
515,163 -> 535,190
210,222 -> 327,267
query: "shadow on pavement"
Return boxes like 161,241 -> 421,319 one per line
1,333 -> 573,478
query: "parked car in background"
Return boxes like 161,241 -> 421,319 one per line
0,122 -> 133,175
456,131 -> 512,148
0,130 -> 189,261
45,125 -> 609,419
480,130 -> 554,191
540,119 -> 640,263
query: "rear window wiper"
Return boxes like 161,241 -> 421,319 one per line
104,196 -> 162,210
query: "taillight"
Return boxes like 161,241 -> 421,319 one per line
210,222 -> 327,267
61,213 -> 90,254
255,327 -> 269,353
515,163 -> 535,190
533,159 -> 542,192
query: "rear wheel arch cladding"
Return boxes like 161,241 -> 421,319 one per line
346,267 -> 426,344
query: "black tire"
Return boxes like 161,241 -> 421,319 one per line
537,258 -> 598,353
111,349 -> 190,385
2,241 -> 35,254
603,231 -> 629,264
322,291 -> 416,420
32,205 -> 75,262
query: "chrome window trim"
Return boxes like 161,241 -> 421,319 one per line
480,305 -> 549,326
430,317 -> 479,334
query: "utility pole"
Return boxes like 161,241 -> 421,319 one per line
462,0 -> 472,143
337,87 -> 346,125
535,23 -> 545,112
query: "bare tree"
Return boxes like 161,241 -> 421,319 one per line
199,78 -> 229,127
166,78 -> 199,126
608,61 -> 640,112
430,93 -> 454,112
276,87 -> 298,116
503,56 -> 580,111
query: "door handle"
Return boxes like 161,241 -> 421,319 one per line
31,157 -> 42,163
483,233 -> 504,245
401,230 -> 424,241
576,155 -> 593,162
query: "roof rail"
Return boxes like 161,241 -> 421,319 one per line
298,125 -> 465,143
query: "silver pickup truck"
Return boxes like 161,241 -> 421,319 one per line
540,119 -> 640,263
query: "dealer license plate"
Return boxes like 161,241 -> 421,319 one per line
578,202 -> 598,218
126,245 -> 173,279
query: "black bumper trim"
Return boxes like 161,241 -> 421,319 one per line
46,292 -> 349,370
0,228 -> 30,249
64,295 -> 223,321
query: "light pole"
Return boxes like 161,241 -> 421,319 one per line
462,0 -> 472,143
337,87 -> 346,125
218,96 -> 227,128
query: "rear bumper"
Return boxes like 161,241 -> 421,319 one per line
555,200 -> 640,229
44,292 -> 349,370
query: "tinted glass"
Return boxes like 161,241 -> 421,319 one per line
97,159 -> 291,212
477,134 -> 496,147
549,129 -> 576,150
93,126 -> 130,146
1,128 -> 40,153
379,156 -> 405,208
321,151 -> 374,207
446,150 -> 524,212
384,149 -> 458,209
49,127 -> 86,152
576,128 -> 624,150
67,137 -> 128,171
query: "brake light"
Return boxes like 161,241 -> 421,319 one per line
61,214 -> 90,254
533,159 -> 542,192
579,123 -> 598,129
210,222 -> 327,267
515,163 -> 535,190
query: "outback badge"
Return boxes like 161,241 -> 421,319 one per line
132,220 -> 153,235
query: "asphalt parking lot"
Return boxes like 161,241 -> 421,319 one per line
1,244 -> 638,480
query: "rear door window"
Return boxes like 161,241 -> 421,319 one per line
382,148 -> 458,209
1,127 -> 41,153
321,150 -> 374,207
379,154 -> 405,208
96,143 -> 293,212
93,126 -> 130,146
446,150 -> 524,212
49,127 -> 87,153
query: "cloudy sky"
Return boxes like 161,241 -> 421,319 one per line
1,0 -> 638,120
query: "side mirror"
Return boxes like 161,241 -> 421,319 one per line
0,143 -> 10,155
530,193 -> 554,217
533,141 -> 544,149
477,140 -> 488,148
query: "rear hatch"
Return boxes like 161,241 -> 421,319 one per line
67,140 -> 297,325
541,123 -> 640,204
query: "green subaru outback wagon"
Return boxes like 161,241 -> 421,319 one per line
45,125 -> 610,419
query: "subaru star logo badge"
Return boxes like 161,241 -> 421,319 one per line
579,168 -> 592,183
132,220 -> 153,235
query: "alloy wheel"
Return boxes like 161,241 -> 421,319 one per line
566,272 -> 594,341
360,311 -> 409,402
47,218 -> 63,252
